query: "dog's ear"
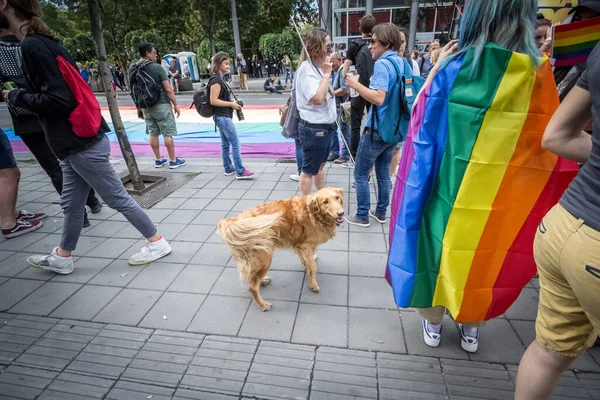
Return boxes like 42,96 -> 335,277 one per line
308,194 -> 320,214
336,187 -> 344,197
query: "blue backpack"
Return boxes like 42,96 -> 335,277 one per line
372,56 -> 424,144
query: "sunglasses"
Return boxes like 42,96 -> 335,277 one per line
327,43 -> 334,52
369,39 -> 378,45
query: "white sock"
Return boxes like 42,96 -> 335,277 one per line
463,326 -> 478,337
427,321 -> 442,334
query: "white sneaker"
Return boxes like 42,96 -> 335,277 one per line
458,324 -> 479,353
289,174 -> 300,182
128,238 -> 172,265
422,319 -> 442,348
27,247 -> 74,275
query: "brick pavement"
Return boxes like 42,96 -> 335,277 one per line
0,157 -> 599,399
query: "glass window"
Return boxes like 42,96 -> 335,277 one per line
373,10 -> 391,24
334,12 -> 347,37
348,10 -> 364,36
333,0 -> 347,9
435,6 -> 454,33
418,6 -> 436,32
392,8 -> 411,29
349,0 -> 366,8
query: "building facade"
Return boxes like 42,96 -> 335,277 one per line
331,0 -> 456,55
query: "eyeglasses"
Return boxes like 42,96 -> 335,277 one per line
369,39 -> 379,45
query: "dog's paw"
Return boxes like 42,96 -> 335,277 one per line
261,276 -> 271,286
313,253 -> 318,261
309,282 -> 320,293
259,301 -> 272,311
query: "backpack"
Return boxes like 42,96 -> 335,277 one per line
192,82 -> 213,118
56,55 -> 102,138
129,61 -> 162,108
0,39 -> 36,117
352,39 -> 374,87
372,57 -> 424,144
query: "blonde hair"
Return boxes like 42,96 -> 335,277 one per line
299,28 -> 330,64
212,52 -> 230,74
430,48 -> 441,64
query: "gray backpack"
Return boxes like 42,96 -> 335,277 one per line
280,80 -> 299,139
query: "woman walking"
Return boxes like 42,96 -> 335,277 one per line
2,0 -> 172,274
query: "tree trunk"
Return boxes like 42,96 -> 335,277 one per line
87,0 -> 145,191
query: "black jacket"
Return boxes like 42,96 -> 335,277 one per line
9,34 -> 109,160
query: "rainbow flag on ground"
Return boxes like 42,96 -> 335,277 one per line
386,44 -> 579,323
551,16 -> 600,67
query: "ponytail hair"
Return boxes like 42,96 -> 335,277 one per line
8,0 -> 54,38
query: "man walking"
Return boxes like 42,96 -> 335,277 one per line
343,15 -> 376,164
129,42 -> 185,169
327,52 -> 351,164
515,41 -> 600,400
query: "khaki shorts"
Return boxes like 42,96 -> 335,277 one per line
142,102 -> 177,137
534,203 -> 600,357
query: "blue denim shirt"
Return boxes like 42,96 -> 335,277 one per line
364,50 -> 404,131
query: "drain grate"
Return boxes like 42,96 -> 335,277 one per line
119,171 -> 200,208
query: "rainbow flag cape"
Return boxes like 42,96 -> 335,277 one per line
551,16 -> 600,67
386,44 -> 579,323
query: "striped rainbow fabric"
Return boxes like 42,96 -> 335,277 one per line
386,44 -> 579,323
552,16 -> 600,67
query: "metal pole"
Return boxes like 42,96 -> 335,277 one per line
366,0 -> 373,15
408,0 -> 419,51
231,0 -> 242,58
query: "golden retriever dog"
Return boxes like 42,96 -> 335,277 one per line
217,187 -> 344,311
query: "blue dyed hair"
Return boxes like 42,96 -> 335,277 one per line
444,0 -> 539,72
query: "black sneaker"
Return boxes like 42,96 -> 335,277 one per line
344,214 -> 370,227
327,154 -> 338,162
88,199 -> 102,214
83,213 -> 91,228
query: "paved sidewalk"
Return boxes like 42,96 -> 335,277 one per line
0,156 -> 599,400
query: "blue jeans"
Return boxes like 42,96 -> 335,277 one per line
295,137 -> 303,175
214,115 -> 245,174
330,115 -> 351,159
285,70 -> 293,85
354,131 -> 396,219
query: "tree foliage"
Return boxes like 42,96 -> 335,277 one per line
41,0 -> 317,64
63,33 -> 97,63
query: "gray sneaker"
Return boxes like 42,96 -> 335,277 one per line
344,214 -> 370,227
27,247 -> 74,275
369,209 -> 386,224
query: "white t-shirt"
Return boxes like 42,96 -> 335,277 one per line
410,58 -> 420,76
295,61 -> 337,124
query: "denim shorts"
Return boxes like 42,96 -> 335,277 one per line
299,120 -> 335,176
0,129 -> 16,170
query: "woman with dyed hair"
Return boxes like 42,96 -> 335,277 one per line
386,0 -> 572,355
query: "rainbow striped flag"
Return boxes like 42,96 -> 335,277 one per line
386,44 -> 579,323
552,16 -> 600,67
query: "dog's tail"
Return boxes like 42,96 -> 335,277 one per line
217,213 -> 282,277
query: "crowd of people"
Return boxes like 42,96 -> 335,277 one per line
0,0 -> 598,398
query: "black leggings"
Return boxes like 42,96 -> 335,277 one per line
20,132 -> 98,207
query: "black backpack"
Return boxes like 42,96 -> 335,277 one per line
192,81 -> 213,118
352,38 -> 374,87
129,61 -> 161,108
